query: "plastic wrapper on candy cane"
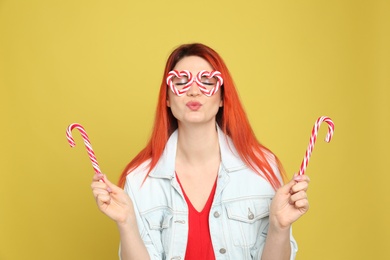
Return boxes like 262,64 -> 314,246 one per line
298,116 -> 335,175
66,123 -> 102,177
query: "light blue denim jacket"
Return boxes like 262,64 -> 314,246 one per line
123,127 -> 298,259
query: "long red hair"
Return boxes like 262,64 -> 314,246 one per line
118,43 -> 286,190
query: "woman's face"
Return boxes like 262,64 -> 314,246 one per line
167,56 -> 223,126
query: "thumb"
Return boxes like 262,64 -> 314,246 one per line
279,174 -> 298,194
102,174 -> 121,193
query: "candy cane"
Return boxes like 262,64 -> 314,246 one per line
166,70 -> 194,96
298,116 -> 335,175
66,123 -> 102,176
195,70 -> 223,97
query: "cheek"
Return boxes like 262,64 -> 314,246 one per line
215,92 -> 223,107
166,91 -> 175,107
166,94 -> 181,116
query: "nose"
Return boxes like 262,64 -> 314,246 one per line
186,81 -> 201,96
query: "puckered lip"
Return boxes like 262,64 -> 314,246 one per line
186,101 -> 202,110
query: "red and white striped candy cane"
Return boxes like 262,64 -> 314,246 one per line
196,70 -> 223,97
166,70 -> 194,96
298,116 -> 335,175
66,123 -> 102,175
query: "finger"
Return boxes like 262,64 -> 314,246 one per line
290,190 -> 307,203
293,174 -> 310,183
291,181 -> 309,193
93,173 -> 104,182
92,185 -> 110,199
294,198 -> 309,212
296,198 -> 309,208
279,177 -> 298,195
96,193 -> 111,206
91,179 -> 106,189
91,174 -> 112,193
102,174 -> 123,193
91,180 -> 109,193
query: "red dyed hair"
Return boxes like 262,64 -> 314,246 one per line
118,43 -> 287,190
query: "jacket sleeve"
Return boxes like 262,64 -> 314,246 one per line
252,226 -> 298,260
118,177 -> 163,260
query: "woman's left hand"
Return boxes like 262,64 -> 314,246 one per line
269,174 -> 310,230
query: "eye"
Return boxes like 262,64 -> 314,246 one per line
173,76 -> 189,86
200,76 -> 217,86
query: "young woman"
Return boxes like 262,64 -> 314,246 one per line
91,43 -> 310,260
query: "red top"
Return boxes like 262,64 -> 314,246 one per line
176,175 -> 217,260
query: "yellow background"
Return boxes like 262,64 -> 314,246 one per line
1,0 -> 389,259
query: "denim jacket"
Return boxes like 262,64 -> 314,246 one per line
123,126 -> 298,259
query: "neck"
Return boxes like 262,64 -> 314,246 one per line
176,122 -> 220,166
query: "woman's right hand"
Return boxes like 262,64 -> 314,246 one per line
92,175 -> 151,259
91,173 -> 135,225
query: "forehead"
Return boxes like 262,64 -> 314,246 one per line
173,56 -> 214,73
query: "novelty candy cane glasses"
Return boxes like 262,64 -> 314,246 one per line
298,116 -> 335,175
166,70 -> 223,97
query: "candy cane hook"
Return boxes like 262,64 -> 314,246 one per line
66,123 -> 102,176
298,116 -> 335,175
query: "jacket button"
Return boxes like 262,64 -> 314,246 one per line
219,248 -> 226,254
248,208 -> 254,220
213,211 -> 220,218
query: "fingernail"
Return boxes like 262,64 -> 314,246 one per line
294,175 -> 303,181
107,187 -> 112,193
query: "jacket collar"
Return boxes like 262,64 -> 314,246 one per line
149,125 -> 246,179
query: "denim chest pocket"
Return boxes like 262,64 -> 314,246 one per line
224,197 -> 271,248
143,208 -> 173,254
